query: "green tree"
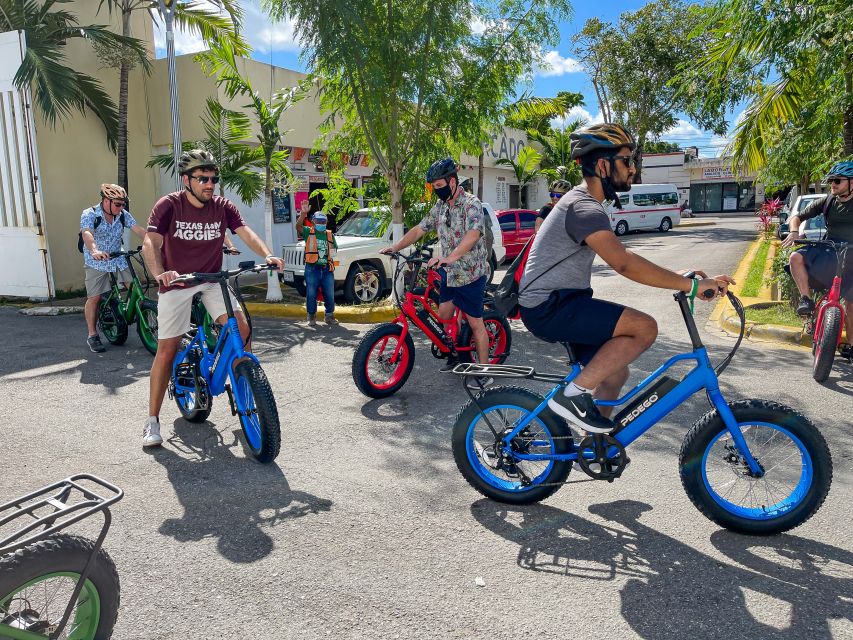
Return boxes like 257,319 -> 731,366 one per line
526,118 -> 586,184
504,91 -> 584,135
197,38 -> 306,302
644,140 -> 682,154
146,97 -> 276,205
263,0 -> 572,242
0,0 -> 147,150
689,0 -> 853,172
572,0 -> 729,181
95,0 -> 247,191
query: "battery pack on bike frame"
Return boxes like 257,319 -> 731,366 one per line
612,376 -> 679,431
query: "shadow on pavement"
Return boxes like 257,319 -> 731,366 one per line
149,419 -> 333,564
471,498 -> 851,639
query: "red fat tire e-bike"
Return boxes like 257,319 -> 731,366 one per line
795,239 -> 850,382
352,249 -> 512,398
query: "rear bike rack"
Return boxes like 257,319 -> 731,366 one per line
0,475 -> 123,639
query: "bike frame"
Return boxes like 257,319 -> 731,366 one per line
811,243 -> 848,349
481,293 -> 763,474
103,250 -> 151,328
172,279 -> 259,400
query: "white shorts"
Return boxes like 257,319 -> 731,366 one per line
156,283 -> 242,340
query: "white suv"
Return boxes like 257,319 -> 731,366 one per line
281,204 -> 506,304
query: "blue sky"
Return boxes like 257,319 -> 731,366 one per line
154,0 -> 737,158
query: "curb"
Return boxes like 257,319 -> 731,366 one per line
19,306 -> 83,316
676,220 -> 716,228
243,301 -> 396,324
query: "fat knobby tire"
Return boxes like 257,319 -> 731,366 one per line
0,533 -> 120,640
452,386 -> 574,505
234,360 -> 281,463
98,298 -> 128,346
137,299 -> 159,355
457,311 -> 512,365
352,323 -> 415,398
812,306 -> 841,382
679,399 -> 832,535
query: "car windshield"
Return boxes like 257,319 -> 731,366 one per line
336,210 -> 388,237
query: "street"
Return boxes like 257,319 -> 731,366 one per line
0,218 -> 850,639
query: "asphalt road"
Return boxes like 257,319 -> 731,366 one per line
0,218 -> 850,639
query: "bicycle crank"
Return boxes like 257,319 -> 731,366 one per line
576,434 -> 630,482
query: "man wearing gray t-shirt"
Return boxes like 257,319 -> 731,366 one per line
518,123 -> 734,434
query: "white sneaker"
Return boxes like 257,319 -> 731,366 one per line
142,417 -> 163,447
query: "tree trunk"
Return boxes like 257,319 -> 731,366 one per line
389,165 -> 404,244
633,139 -> 644,184
844,68 -> 853,156
477,151 -> 484,201
264,165 -> 283,302
117,8 -> 132,191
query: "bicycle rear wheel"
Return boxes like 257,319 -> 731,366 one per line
0,534 -> 120,640
812,306 -> 841,382
136,299 -> 158,355
233,360 -> 281,463
457,311 -> 512,364
680,399 -> 832,535
172,345 -> 211,423
97,298 -> 128,346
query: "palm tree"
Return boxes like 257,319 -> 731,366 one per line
95,0 -> 248,191
495,146 -> 547,207
146,97 -> 285,206
526,118 -> 586,186
0,0 -> 147,150
197,37 -> 307,302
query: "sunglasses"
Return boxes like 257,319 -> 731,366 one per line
191,175 -> 221,185
109,199 -> 126,207
550,192 -> 565,199
830,178 -> 847,185
613,155 -> 635,168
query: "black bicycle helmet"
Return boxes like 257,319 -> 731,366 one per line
178,149 -> 218,175
426,158 -> 459,183
570,123 -> 636,160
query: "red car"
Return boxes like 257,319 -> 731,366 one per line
497,209 -> 539,260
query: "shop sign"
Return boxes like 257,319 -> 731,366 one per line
702,166 -> 734,179
488,133 -> 526,161
272,187 -> 291,223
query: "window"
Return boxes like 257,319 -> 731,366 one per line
499,215 -> 516,232
632,192 -> 679,206
519,212 -> 537,229
619,194 -> 629,205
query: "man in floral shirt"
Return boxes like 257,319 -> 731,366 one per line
381,158 -> 491,387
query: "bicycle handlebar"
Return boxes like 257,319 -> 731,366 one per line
108,246 -> 143,259
170,262 -> 276,286
683,271 -> 720,300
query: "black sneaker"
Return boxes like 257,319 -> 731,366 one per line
548,391 -> 615,433
87,335 -> 106,353
440,356 -> 460,372
839,343 -> 853,359
465,375 -> 494,390
796,296 -> 815,316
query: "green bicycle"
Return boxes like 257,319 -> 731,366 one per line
96,247 -> 159,355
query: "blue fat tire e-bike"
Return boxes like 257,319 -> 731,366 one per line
168,262 -> 281,464
450,284 -> 832,535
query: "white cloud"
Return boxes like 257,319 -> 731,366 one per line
664,119 -> 704,138
471,15 -> 490,35
537,50 -> 584,77
153,17 -> 207,56
551,106 -> 604,130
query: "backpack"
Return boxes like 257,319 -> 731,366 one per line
483,207 -> 495,257
78,207 -> 127,253
492,237 -> 572,319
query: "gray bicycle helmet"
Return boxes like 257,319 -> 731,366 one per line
178,149 -> 218,175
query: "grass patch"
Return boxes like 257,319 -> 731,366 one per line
740,237 -> 771,297
745,303 -> 802,328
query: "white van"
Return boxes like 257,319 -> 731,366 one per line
606,183 -> 681,236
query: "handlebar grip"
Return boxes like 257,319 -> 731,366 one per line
701,288 -> 718,300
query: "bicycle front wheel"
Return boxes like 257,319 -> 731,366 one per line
0,534 -> 120,640
680,399 -> 832,535
352,323 -> 415,398
136,299 -> 159,355
452,386 -> 573,504
97,298 -> 128,346
233,360 -> 281,464
812,306 -> 841,382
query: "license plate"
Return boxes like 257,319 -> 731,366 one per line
283,271 -> 294,283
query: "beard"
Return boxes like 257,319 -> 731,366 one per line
611,176 -> 633,192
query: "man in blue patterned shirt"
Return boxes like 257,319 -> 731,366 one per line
80,184 -> 147,352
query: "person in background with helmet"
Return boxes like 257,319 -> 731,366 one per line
140,149 -> 284,448
518,124 -> 734,434
80,184 -> 147,353
303,211 -> 339,326
783,160 -> 853,357
535,179 -> 572,232
380,157 -> 493,389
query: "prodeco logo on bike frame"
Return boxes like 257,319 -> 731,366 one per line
619,393 -> 659,427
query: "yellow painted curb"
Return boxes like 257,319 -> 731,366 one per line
710,236 -> 763,323
244,301 -> 397,324
675,221 -> 716,228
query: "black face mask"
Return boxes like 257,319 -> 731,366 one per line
434,183 -> 454,202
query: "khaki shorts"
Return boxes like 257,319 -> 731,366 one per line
85,267 -> 131,297
157,282 -> 242,340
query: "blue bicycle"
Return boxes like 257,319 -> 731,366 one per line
169,262 -> 281,464
451,283 -> 832,535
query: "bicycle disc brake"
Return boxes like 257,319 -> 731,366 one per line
577,435 -> 630,482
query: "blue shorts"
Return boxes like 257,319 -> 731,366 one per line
520,288 -> 626,365
438,271 -> 486,318
792,244 -> 853,300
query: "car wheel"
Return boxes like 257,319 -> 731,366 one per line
659,217 -> 672,232
344,264 -> 383,304
615,220 -> 629,236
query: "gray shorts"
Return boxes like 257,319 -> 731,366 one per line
84,267 -> 131,297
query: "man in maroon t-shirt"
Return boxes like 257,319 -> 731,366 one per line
140,149 -> 283,447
